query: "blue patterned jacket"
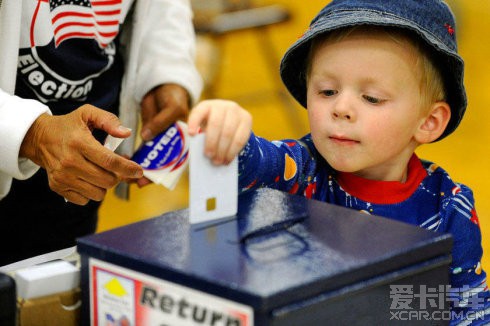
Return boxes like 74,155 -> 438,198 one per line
239,133 -> 490,325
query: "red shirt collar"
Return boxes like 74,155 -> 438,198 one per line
335,154 -> 427,205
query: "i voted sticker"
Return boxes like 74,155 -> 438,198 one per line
131,121 -> 189,190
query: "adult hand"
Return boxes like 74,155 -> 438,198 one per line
136,84 -> 191,187
20,104 -> 144,205
140,83 -> 190,142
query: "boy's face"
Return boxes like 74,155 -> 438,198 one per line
306,30 -> 427,181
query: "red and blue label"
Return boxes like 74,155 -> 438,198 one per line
131,123 -> 187,171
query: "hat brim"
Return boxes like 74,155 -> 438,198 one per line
279,10 -> 466,140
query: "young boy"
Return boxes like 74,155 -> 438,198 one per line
188,0 -> 489,323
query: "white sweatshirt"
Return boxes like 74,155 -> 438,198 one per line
0,0 -> 203,199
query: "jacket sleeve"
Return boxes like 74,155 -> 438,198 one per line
132,0 -> 203,104
238,133 -> 318,195
0,88 -> 50,180
441,185 -> 490,325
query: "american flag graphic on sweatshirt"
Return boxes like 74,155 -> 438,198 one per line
49,0 -> 122,48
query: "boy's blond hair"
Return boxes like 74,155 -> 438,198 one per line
306,26 -> 446,112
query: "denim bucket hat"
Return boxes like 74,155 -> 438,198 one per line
280,0 -> 466,140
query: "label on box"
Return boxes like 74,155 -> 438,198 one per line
89,258 -> 254,326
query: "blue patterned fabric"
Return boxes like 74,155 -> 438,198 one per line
239,133 -> 490,324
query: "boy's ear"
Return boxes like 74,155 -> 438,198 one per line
415,101 -> 451,144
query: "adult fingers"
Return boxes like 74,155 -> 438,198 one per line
63,190 -> 90,206
76,105 -> 142,183
82,145 -> 143,180
140,85 -> 190,141
48,171 -> 107,205
140,93 -> 159,140
78,104 -> 132,138
62,111 -> 143,181
141,107 -> 177,140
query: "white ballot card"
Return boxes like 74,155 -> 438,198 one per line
104,134 -> 125,151
189,133 -> 238,224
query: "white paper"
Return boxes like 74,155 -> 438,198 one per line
15,260 -> 80,299
0,246 -> 77,273
189,133 -> 238,224
103,134 -> 125,151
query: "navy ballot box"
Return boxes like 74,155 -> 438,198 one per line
78,188 -> 453,325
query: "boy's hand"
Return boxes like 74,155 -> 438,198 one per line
188,100 -> 252,165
